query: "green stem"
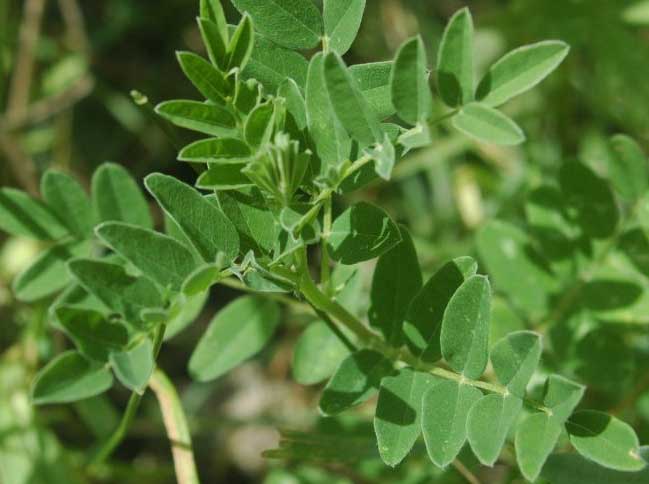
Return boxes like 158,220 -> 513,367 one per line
89,322 -> 167,466
320,197 -> 332,294
149,368 -> 200,484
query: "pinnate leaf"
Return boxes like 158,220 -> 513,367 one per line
374,368 -> 438,467
319,350 -> 393,416
189,296 -> 280,381
421,380 -> 482,467
452,103 -> 525,146
31,351 -> 113,405
477,40 -> 570,107
542,453 -> 649,484
327,202 -> 401,265
441,274 -> 491,379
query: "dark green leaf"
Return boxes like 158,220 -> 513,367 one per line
41,170 -> 95,238
421,380 -> 482,467
327,202 -> 401,264
96,222 -> 197,291
437,8 -> 474,106
319,350 -> 393,416
441,275 -> 491,379
155,100 -> 236,137
452,103 -> 525,146
391,36 -> 433,125
323,0 -> 366,55
231,0 -> 322,50
369,226 -> 422,346
374,368 -> 438,467
31,351 -> 113,405
145,173 -> 239,263
0,188 -> 67,240
189,296 -> 280,381
292,321 -> 350,385
91,162 -> 152,229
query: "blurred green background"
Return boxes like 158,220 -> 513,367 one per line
2,0 -> 649,483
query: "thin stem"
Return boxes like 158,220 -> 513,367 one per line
452,458 -> 482,484
320,197 -> 332,294
89,323 -> 167,466
149,369 -> 200,484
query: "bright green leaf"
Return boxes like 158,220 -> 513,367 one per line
189,296 -> 280,381
155,100 -> 236,137
200,0 -> 228,41
391,36 -> 433,125
198,17 -> 228,70
441,275 -> 491,379
452,103 -> 525,146
31,351 -> 113,405
477,41 -> 570,107
437,8 -> 474,106
323,0 -> 366,55
327,202 -> 401,265
490,331 -> 542,397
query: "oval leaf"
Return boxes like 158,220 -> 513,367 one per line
292,321 -> 351,385
452,103 -> 525,146
155,100 -> 236,137
110,338 -> 155,394
437,8 -> 474,107
490,331 -> 542,397
515,412 -> 563,482
323,0 -> 366,55
391,36 -> 433,125
41,170 -> 95,238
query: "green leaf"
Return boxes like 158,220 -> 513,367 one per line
306,53 -> 351,168
96,222 -> 197,291
441,275 -> 491,379
227,14 -> 254,71
245,102 -> 275,148
542,453 -> 649,484
323,0 -> 366,55
92,162 -> 152,229
452,103 -> 525,146
467,394 -> 522,466
189,296 -> 280,381
41,170 -> 95,238
324,52 -> 383,146
67,259 -> 163,328
477,220 -> 557,318
608,134 -> 649,201
391,36 -> 433,125
31,351 -> 113,405
196,163 -> 253,191
56,306 -> 128,362
13,240 -> 87,302
544,374 -> 586,423
165,290 -> 209,340
567,410 -> 645,472
350,61 -> 395,120
243,35 -> 309,93
235,78 -> 262,113
145,173 -> 240,263
0,188 -> 68,240
327,202 -> 401,265
200,0 -> 228,40
231,0 -> 322,50
403,258 -> 471,363
369,226 -> 422,346
177,51 -> 230,104
278,78 -> 307,130
421,380 -> 482,467
560,161 -> 619,239
374,368 -> 438,467
319,350 -> 393,416
219,189 -> 280,255
477,41 -> 570,107
110,338 -> 154,394
179,137 -> 251,164
515,412 -> 563,481
437,8 -> 474,106
155,100 -> 236,137
490,331 -> 542,397
181,264 -> 223,296
292,321 -> 351,385
366,132 -> 396,180
198,18 -> 228,70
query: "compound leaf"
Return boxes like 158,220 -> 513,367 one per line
374,368 -> 438,467
231,0 -> 322,50
369,226 -> 422,346
96,222 -> 197,292
441,275 -> 491,379
189,296 -> 280,381
391,36 -> 433,125
155,100 -> 237,137
477,40 -> 570,107
490,331 -> 542,397
41,170 -> 95,238
452,103 -> 525,146
319,350 -> 393,416
92,162 -> 152,229
567,410 -> 645,472
145,173 -> 239,263
327,202 -> 401,265
292,321 -> 351,385
0,188 -> 68,240
515,412 -> 563,481
323,0 -> 366,55
437,8 -> 474,106
421,380 -> 482,467
31,351 -> 113,405
110,338 -> 155,394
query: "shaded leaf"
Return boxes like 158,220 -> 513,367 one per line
0,188 -> 67,240
542,453 -> 649,484
490,331 -> 542,397
544,374 -> 585,423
